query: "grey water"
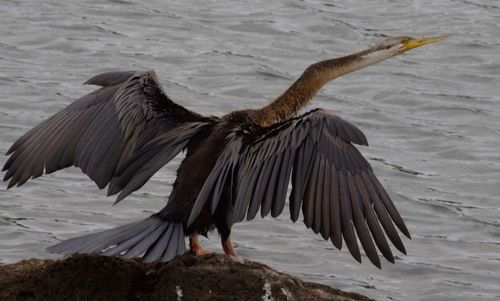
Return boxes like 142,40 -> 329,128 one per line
0,0 -> 499,300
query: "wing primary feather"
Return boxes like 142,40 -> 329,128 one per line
5,125 -> 38,156
303,154 -> 320,228
16,113 -> 74,185
4,114 -> 66,186
76,106 -> 111,173
290,136 -> 316,221
232,154 -> 253,220
88,114 -> 120,182
347,172 -> 380,268
261,152 -> 284,218
247,155 -> 275,220
271,148 -> 294,218
338,171 -> 361,262
3,147 -> 22,174
355,174 -> 394,263
320,162 -> 331,240
44,112 -> 90,174
289,147 -> 304,222
239,149 -> 255,178
362,173 -> 406,255
312,155 -> 326,234
83,112 -> 118,188
370,175 -> 411,239
53,111 -> 99,173
330,168 -> 342,250
211,161 -> 232,213
234,164 -> 260,223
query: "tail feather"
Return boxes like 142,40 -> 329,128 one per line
124,222 -> 169,260
81,219 -> 154,253
49,219 -> 152,254
173,225 -> 186,259
102,220 -> 161,256
161,226 -> 181,261
47,216 -> 186,262
143,224 -> 175,262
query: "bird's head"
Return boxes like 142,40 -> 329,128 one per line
327,35 -> 447,78
357,35 -> 447,66
372,35 -> 447,54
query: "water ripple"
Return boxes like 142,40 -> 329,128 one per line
0,0 -> 499,300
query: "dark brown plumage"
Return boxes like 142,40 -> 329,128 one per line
3,36 -> 444,267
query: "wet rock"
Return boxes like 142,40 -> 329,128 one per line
0,254 -> 373,301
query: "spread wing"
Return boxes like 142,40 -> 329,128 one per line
3,70 -> 213,203
189,109 -> 410,268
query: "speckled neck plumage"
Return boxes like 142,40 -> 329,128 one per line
254,46 -> 394,127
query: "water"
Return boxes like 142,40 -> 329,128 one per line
0,0 -> 499,300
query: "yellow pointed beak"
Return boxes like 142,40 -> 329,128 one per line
400,35 -> 447,53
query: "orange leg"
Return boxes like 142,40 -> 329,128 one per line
189,235 -> 211,256
222,236 -> 237,256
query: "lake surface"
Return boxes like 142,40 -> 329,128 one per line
0,0 -> 499,300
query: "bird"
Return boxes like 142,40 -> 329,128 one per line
2,35 -> 445,268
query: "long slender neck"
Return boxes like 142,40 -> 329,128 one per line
254,48 -> 394,127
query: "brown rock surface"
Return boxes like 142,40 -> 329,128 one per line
0,253 -> 373,301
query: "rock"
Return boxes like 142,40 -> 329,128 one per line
0,254 -> 373,301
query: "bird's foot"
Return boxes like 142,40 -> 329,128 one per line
191,246 -> 212,256
189,235 -> 212,256
222,237 -> 238,256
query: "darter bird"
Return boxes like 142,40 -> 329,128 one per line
2,35 -> 445,268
